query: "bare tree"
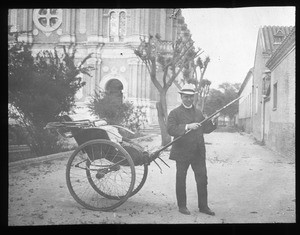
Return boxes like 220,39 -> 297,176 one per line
174,52 -> 211,113
134,16 -> 203,145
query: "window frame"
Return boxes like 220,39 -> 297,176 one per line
108,10 -> 127,42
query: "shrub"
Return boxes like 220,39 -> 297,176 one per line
123,105 -> 148,133
8,124 -> 27,145
88,90 -> 148,133
8,39 -> 93,156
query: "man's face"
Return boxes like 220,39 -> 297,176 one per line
181,94 -> 195,107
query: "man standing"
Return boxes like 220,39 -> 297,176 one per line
167,83 -> 218,216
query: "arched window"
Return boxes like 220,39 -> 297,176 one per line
109,10 -> 126,42
109,11 -> 118,41
119,11 -> 126,41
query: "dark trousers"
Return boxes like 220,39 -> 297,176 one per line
176,156 -> 208,209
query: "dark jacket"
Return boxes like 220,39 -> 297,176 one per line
167,104 -> 216,162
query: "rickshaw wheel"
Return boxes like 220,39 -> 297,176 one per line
66,139 -> 135,211
129,164 -> 148,197
121,142 -> 148,197
86,144 -> 148,198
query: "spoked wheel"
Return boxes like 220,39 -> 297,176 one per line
66,139 -> 135,211
130,164 -> 148,197
121,144 -> 148,197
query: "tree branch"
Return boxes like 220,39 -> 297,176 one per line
144,59 -> 152,75
193,66 -> 198,82
78,53 -> 94,69
201,63 -> 208,80
166,64 -> 185,88
173,44 -> 199,69
150,59 -> 163,91
162,41 -> 194,71
173,79 -> 182,89
162,65 -> 169,88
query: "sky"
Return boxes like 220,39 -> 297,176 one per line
181,7 -> 295,89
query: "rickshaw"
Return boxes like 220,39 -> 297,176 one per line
46,115 -> 160,211
45,97 -> 240,211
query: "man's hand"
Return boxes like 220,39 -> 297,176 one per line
186,123 -> 201,131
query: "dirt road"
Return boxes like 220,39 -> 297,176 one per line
8,132 -> 295,225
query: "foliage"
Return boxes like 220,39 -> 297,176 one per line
203,89 -> 225,116
218,82 -> 241,119
9,124 -> 27,145
124,105 -> 148,133
204,82 -> 241,119
9,43 -> 92,123
8,38 -> 93,156
88,90 -> 148,133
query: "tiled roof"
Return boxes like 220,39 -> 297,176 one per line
260,25 -> 294,54
266,26 -> 295,69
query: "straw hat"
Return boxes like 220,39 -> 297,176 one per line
178,83 -> 196,95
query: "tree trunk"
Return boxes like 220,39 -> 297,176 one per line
156,91 -> 171,146
201,95 -> 207,113
194,94 -> 203,111
17,110 -> 40,156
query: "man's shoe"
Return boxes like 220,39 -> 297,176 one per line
199,207 -> 215,216
179,207 -> 191,215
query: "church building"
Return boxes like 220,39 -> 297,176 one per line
8,9 -> 187,124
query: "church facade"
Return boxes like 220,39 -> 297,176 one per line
8,9 -> 185,124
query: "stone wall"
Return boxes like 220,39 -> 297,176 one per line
238,117 -> 252,133
251,31 -> 270,141
266,122 -> 295,158
264,47 -> 295,159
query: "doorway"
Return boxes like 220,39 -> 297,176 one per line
106,79 -> 124,103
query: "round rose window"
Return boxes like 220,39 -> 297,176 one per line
33,9 -> 62,32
